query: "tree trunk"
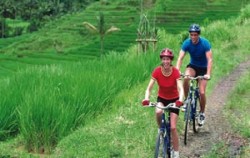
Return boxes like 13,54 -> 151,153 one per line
1,18 -> 5,38
100,35 -> 104,56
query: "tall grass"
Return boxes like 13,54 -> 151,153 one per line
0,45 -> 160,152
0,1 -> 249,156
0,26 -> 245,158
0,79 -> 20,140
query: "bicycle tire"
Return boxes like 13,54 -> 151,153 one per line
184,101 -> 191,145
192,97 -> 200,133
155,131 -> 169,158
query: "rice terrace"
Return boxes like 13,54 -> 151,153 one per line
0,0 -> 249,157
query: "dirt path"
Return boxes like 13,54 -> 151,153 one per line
179,59 -> 250,158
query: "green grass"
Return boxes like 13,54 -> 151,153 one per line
226,71 -> 250,137
0,1 -> 250,157
0,0 -> 247,82
50,5 -> 250,157
0,47 -> 159,153
0,0 -> 247,61
53,79 -> 157,158
204,72 -> 250,158
6,18 -> 30,28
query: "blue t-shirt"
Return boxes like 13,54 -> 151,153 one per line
181,37 -> 211,68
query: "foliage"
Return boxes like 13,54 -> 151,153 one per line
0,47 -> 157,153
0,18 -> 10,38
82,12 -> 120,55
206,71 -> 250,158
0,0 -> 249,156
51,7 -> 250,157
0,0 -> 96,38
237,4 -> 250,24
0,79 -> 19,141
202,20 -> 236,42
226,71 -> 250,137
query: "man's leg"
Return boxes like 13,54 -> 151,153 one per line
198,79 -> 207,126
184,67 -> 196,98
199,79 -> 207,113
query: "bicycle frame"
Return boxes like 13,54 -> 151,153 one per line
145,102 -> 179,158
185,78 -> 200,122
183,75 -> 203,145
158,109 -> 171,157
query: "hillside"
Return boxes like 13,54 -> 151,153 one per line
0,0 -> 249,157
0,0 -> 246,56
0,0 -> 246,79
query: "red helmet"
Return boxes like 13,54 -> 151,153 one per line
160,48 -> 174,60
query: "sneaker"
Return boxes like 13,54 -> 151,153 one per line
171,150 -> 179,158
198,113 -> 205,126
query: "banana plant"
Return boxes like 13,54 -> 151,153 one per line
83,12 -> 120,56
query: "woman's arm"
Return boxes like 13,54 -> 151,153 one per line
144,78 -> 155,100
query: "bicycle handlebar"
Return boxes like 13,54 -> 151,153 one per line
181,74 -> 206,80
144,102 -> 180,110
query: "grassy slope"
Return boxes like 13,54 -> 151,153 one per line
51,17 -> 250,157
51,6 -> 250,158
0,0 -> 246,78
0,0 -> 249,157
204,72 -> 250,158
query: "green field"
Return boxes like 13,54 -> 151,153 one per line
0,0 -> 250,157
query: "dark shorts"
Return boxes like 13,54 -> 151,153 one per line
157,96 -> 179,115
186,64 -> 207,77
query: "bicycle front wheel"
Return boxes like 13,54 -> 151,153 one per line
193,98 -> 201,133
184,102 -> 191,145
155,131 -> 169,158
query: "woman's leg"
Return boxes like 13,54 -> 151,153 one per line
155,102 -> 164,128
170,112 -> 179,151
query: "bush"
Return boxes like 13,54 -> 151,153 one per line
27,20 -> 40,32
240,4 -> 250,20
202,21 -> 235,43
0,18 -> 10,38
13,27 -> 24,36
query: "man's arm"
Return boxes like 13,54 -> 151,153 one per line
205,50 -> 213,79
177,79 -> 184,102
176,50 -> 186,71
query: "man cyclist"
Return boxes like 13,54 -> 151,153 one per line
142,48 -> 184,158
176,24 -> 213,126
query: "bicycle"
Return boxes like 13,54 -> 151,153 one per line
143,102 -> 179,158
182,75 -> 205,145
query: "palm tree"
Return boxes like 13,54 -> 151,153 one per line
83,12 -> 120,55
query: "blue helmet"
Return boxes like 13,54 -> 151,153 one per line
189,24 -> 201,34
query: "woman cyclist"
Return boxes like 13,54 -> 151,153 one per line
142,48 -> 184,158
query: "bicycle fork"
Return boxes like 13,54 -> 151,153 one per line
160,112 -> 171,157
